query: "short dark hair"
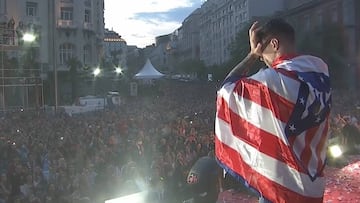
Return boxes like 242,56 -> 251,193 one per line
257,18 -> 295,43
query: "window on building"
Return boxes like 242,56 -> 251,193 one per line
61,7 -> 73,20
84,0 -> 91,7
26,2 -> 38,17
59,43 -> 75,65
85,9 -> 91,23
0,0 -> 5,14
83,45 -> 91,65
304,15 -> 310,30
317,10 -> 323,26
331,7 -> 338,23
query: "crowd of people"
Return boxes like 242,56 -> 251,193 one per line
0,80 -> 359,203
329,89 -> 360,156
0,80 -> 219,203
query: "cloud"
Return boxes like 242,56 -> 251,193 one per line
104,0 -> 203,48
134,6 -> 201,22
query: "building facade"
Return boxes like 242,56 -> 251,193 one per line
176,8 -> 201,63
103,28 -> 127,69
52,0 -> 104,71
280,0 -> 360,89
0,0 -> 104,110
147,34 -> 171,72
199,0 -> 284,66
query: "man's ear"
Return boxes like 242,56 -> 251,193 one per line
271,38 -> 280,51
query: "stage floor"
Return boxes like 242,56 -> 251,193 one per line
218,155 -> 360,203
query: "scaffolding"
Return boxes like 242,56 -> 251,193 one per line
0,24 -> 44,113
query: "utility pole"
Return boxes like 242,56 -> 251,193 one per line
50,0 -> 58,112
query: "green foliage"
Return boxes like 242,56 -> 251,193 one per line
110,50 -> 123,66
175,59 -> 207,80
207,64 -> 226,81
126,49 -> 145,78
221,22 -> 265,81
229,22 -> 252,63
66,58 -> 82,101
22,47 -> 39,70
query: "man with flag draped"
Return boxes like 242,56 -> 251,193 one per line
215,18 -> 331,203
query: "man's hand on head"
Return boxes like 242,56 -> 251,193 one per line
249,21 -> 263,58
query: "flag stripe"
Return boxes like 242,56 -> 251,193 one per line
232,78 -> 295,123
300,126 -> 320,169
249,68 -> 300,103
215,135 -> 324,202
316,118 -> 329,173
276,55 -> 330,76
216,98 -> 305,172
215,118 -> 326,196
308,121 -> 327,175
291,131 -> 306,166
217,89 -> 289,145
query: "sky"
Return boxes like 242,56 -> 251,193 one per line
104,0 -> 205,48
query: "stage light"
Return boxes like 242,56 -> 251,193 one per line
329,144 -> 343,158
105,191 -> 148,203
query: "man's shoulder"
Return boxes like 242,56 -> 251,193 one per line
277,55 -> 329,75
221,67 -> 273,87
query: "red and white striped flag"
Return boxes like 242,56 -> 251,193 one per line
215,55 -> 331,203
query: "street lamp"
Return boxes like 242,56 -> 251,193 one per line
115,67 -> 122,75
92,67 -> 101,95
0,32 -> 36,113
22,32 -> 37,110
93,67 -> 101,77
23,33 -> 36,42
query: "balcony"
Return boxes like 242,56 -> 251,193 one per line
57,20 -> 76,29
0,27 -> 20,47
23,16 -> 41,26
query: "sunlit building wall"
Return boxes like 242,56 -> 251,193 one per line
104,28 -> 127,70
176,8 -> 201,63
0,0 -> 51,110
0,0 -> 104,72
199,0 -> 284,66
0,0 -> 105,106
149,34 -> 171,72
52,0 -> 104,71
0,0 -> 50,69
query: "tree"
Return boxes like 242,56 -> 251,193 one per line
226,21 -> 265,77
207,64 -> 225,81
175,59 -> 207,80
67,58 -> 82,102
110,50 -> 123,67
126,49 -> 145,79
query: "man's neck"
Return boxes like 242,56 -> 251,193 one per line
272,52 -> 299,67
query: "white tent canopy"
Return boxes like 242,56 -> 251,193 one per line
134,59 -> 165,79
